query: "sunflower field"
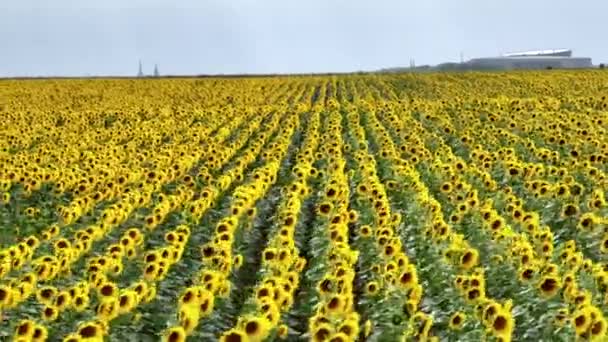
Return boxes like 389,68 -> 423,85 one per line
0,71 -> 608,341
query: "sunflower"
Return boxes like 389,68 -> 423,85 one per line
554,308 -> 569,327
199,295 -> 215,317
325,184 -> 340,199
53,238 -> 71,252
411,311 -> 433,338
240,316 -> 271,341
601,236 -> 608,254
262,248 -> 277,263
24,207 -> 38,217
573,290 -> 592,307
590,316 -> 607,341
356,182 -> 370,195
311,323 -> 332,342
518,266 -> 536,283
41,231 -> 52,241
327,332 -> 349,342
31,324 -> 48,341
144,215 -> 157,230
219,329 -> 247,342
564,239 -> 577,251
54,290 -> 72,310
365,281 -> 380,295
449,312 -> 466,330
572,306 -> 592,336
471,297 -> 491,319
317,276 -> 335,295
118,290 -> 138,314
338,319 -> 359,339
14,319 -> 35,338
538,275 -> 562,298
539,240 -> 553,258
77,321 -> 104,339
561,203 -> 579,218
73,295 -> 89,312
460,249 -> 479,269
97,282 -> 118,299
432,223 -> 450,241
25,236 -> 40,250
277,324 -> 289,340
261,299 -> 280,325
398,266 -> 418,289
41,305 -> 59,321
282,213 -> 296,227
63,333 -> 84,342
324,294 -> 345,314
125,227 -> 142,243
466,287 -> 483,303
348,210 -> 359,223
489,216 -> 505,231
143,262 -> 159,281
491,309 -> 514,339
317,201 -> 333,216
36,286 -> 57,305
144,283 -> 157,303
447,212 -> 462,224
440,182 -> 453,193
178,305 -> 200,334
577,213 -> 598,231
179,288 -> 197,307
96,297 -> 120,321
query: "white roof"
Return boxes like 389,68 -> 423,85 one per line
502,49 -> 571,57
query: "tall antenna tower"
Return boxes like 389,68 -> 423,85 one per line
137,60 -> 144,77
154,64 -> 159,77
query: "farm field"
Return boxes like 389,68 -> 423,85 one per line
0,71 -> 608,341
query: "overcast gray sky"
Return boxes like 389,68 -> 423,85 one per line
1,0 -> 606,76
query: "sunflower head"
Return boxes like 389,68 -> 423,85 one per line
77,321 -> 104,339
538,275 -> 561,298
561,203 -> 579,218
460,249 -> 479,269
219,329 -> 247,342
572,306 -> 592,336
324,294 -> 345,314
14,320 -> 35,338
449,312 -> 466,330
590,316 -> 607,340
31,324 -> 48,341
277,324 -> 289,340
311,323 -> 332,342
365,281 -> 380,296
41,305 -> 59,321
338,319 -> 359,339
239,316 -> 271,340
118,290 -> 137,314
491,309 -> 514,338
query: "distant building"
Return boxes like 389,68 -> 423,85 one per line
502,49 -> 573,57
466,49 -> 592,70
138,60 -> 144,77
